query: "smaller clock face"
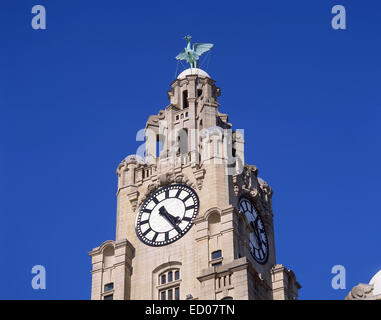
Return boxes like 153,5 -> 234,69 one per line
135,184 -> 199,247
239,197 -> 269,264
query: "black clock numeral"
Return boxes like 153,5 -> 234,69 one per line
182,194 -> 191,202
143,208 -> 152,213
140,219 -> 149,225
175,189 -> 182,198
142,228 -> 152,236
152,233 -> 158,242
165,232 -> 169,241
182,216 -> 192,222
165,189 -> 169,199
185,205 -> 195,210
152,197 -> 159,204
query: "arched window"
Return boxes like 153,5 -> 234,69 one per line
158,269 -> 181,300
103,246 -> 114,268
208,212 -> 221,236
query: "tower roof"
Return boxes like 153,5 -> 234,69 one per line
177,68 -> 210,80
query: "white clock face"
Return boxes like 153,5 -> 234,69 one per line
239,197 -> 269,264
135,184 -> 199,246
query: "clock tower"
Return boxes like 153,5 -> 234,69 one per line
89,67 -> 301,300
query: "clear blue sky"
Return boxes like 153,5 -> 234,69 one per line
1,1 -> 380,300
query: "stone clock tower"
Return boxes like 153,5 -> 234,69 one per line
89,68 -> 301,300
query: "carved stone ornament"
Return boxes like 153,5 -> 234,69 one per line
192,167 -> 206,190
135,173 -> 197,211
233,165 -> 273,217
232,165 -> 259,197
345,283 -> 374,300
127,190 -> 139,211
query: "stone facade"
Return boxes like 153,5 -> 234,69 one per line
89,68 -> 301,300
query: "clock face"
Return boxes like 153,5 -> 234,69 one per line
135,184 -> 199,247
239,197 -> 269,264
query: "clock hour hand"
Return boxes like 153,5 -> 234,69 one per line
250,221 -> 261,247
159,206 -> 180,223
159,206 -> 182,233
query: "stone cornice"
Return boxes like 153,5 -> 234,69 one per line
197,257 -> 249,282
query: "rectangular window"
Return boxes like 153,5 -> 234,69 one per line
175,270 -> 180,280
168,271 -> 173,282
104,294 -> 113,300
104,283 -> 114,292
168,289 -> 173,300
161,274 -> 166,285
160,291 -> 166,300
211,250 -> 222,260
183,90 -> 189,109
156,135 -> 163,158
175,287 -> 180,300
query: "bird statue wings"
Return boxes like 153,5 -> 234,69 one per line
176,35 -> 213,68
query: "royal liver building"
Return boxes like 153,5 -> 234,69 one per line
89,38 -> 301,300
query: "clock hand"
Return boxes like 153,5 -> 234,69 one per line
159,206 -> 181,224
159,206 -> 182,233
250,221 -> 262,247
167,212 -> 181,224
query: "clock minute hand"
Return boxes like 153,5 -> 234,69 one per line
159,206 -> 182,233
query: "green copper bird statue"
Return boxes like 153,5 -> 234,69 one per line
176,35 -> 213,68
